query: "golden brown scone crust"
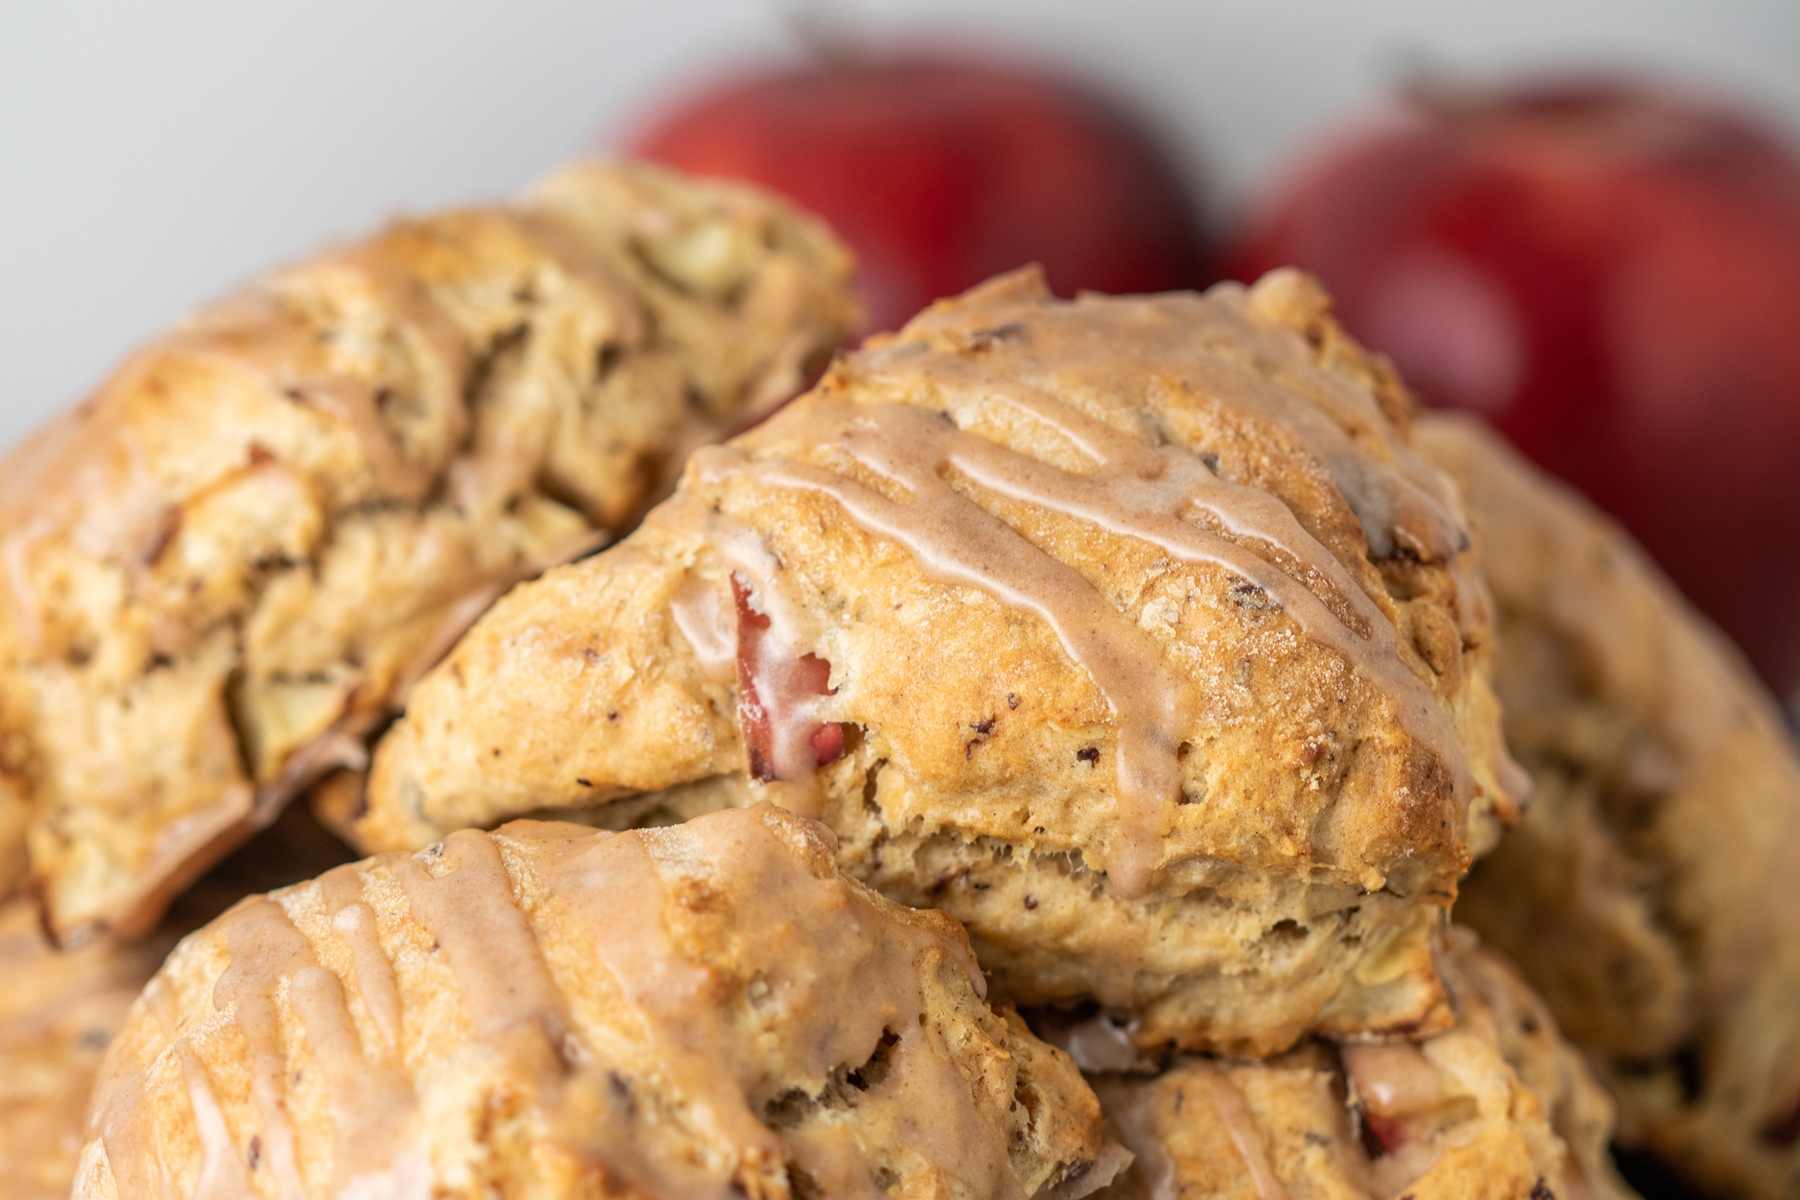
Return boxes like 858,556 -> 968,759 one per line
1087,932 -> 1633,1200
75,803 -> 1105,1200
0,776 -> 25,898
0,160 -> 859,943
0,898 -> 164,1200
0,802 -> 352,1200
363,268 -> 1521,1056
1417,414 -> 1800,1200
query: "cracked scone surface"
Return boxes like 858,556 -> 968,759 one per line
1087,933 -> 1634,1200
75,803 -> 1105,1200
1418,414 -> 1800,1200
0,898 -> 165,1200
364,267 -> 1520,1055
0,160 -> 859,943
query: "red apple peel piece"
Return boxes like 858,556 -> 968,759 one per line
732,573 -> 846,782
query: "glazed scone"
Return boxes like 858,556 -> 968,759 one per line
1086,932 -> 1633,1200
1417,414 -> 1800,1200
0,802 -> 352,1200
75,803 -> 1106,1200
0,160 -> 859,943
361,267 -> 1522,1056
0,899 -> 165,1200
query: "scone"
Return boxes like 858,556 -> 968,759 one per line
0,899 -> 165,1200
360,267 -> 1522,1055
75,803 -> 1109,1200
0,160 -> 860,943
1417,414 -> 1800,1200
1085,932 -> 1634,1200
0,802 -> 353,1200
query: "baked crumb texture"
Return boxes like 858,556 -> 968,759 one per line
1419,414 -> 1800,1200
1085,931 -> 1635,1200
74,803 -> 1107,1200
364,267 -> 1522,1056
0,161 -> 860,945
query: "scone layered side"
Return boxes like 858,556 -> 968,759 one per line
75,804 -> 1106,1200
1085,933 -> 1635,1200
364,268 -> 1521,1055
0,160 -> 860,943
1419,414 -> 1800,1200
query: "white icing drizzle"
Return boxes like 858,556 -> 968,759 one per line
972,395 -> 1469,797
213,892 -> 416,1196
919,391 -> 1467,794
967,385 -> 1374,635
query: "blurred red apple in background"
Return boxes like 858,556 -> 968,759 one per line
1230,78 -> 1800,710
627,48 -> 1208,332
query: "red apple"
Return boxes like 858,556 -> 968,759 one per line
1230,78 -> 1800,708
627,48 -> 1208,332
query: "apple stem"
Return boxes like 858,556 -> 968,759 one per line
1390,56 -> 1497,124
783,1 -> 875,72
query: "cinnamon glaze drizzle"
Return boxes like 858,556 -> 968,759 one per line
89,832 -> 578,1197
863,283 -> 1467,566
89,809 -> 1038,1200
686,350 -> 1472,896
1095,1064 -> 1290,1200
109,889 -> 421,1198
1194,1068 -> 1292,1200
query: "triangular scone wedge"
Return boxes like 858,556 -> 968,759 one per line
77,804 -> 1108,1200
0,160 -> 859,944
1419,413 -> 1800,1200
1084,930 -> 1637,1200
362,268 -> 1523,1055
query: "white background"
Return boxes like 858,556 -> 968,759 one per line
2,0 -> 1797,453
